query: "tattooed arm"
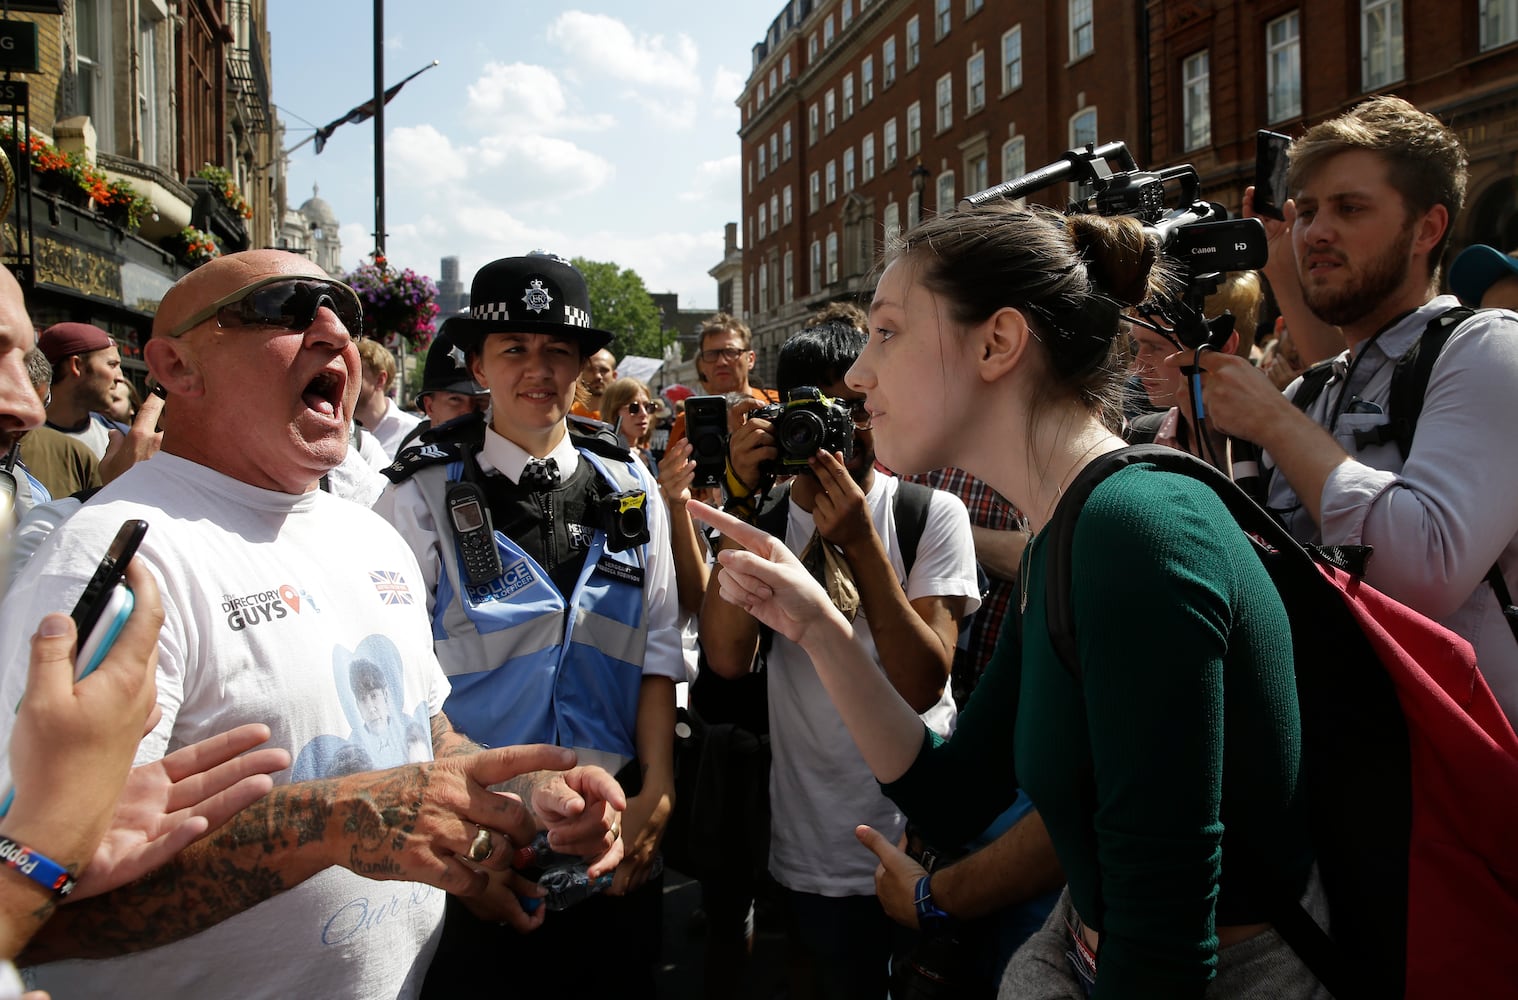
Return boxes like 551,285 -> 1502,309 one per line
18,744 -> 577,964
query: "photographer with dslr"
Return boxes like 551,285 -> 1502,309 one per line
692,203 -> 1317,999
701,320 -> 978,999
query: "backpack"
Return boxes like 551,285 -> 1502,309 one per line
1288,306 -> 1518,645
663,478 -> 935,882
1039,445 -> 1518,1000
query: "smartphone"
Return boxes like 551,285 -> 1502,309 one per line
0,519 -> 149,818
684,395 -> 730,488
71,519 -> 149,681
1253,129 -> 1292,221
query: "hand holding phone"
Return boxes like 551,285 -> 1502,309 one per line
1252,129 -> 1292,221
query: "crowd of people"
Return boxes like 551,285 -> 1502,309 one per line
0,92 -> 1512,1000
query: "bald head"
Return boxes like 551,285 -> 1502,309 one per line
0,265 -> 45,440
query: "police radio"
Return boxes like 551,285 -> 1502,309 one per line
445,482 -> 504,585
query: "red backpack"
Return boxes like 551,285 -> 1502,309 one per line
1042,446 -> 1518,999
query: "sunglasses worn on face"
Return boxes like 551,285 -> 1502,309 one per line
161,275 -> 363,339
623,401 -> 654,414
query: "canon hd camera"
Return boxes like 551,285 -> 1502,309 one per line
751,386 -> 855,474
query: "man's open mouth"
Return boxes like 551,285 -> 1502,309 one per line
303,370 -> 344,416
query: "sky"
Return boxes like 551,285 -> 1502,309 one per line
267,1 -> 785,310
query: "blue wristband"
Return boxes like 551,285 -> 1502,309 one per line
913,873 -> 950,930
0,835 -> 77,898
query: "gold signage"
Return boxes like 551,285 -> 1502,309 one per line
33,234 -> 121,300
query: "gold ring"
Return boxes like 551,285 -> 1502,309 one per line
610,818 -> 622,840
468,826 -> 494,864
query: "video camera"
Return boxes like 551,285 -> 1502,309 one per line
964,141 -> 1269,351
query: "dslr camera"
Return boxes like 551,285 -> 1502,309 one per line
751,386 -> 855,473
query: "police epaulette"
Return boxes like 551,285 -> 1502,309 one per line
569,430 -> 634,462
382,440 -> 464,483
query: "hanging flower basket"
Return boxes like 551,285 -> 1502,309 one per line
192,164 -> 254,220
162,226 -> 222,268
343,260 -> 440,349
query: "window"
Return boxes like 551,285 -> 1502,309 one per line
884,117 -> 899,167
966,154 -> 987,195
784,250 -> 795,302
826,89 -> 837,132
769,68 -> 778,94
827,160 -> 838,202
810,171 -> 821,213
758,145 -> 767,179
783,185 -> 794,224
884,201 -> 901,246
1482,0 -> 1518,49
937,171 -> 956,213
746,217 -> 753,247
1002,136 -> 1026,184
842,0 -> 853,29
747,160 -> 753,193
844,148 -> 856,192
824,14 -> 835,47
862,56 -> 875,103
783,53 -> 792,80
749,272 -> 755,310
936,0 -> 952,40
1362,0 -> 1404,90
1266,12 -> 1302,123
1182,51 -> 1211,151
843,74 -> 855,118
884,37 -> 898,85
759,265 -> 768,310
137,12 -> 161,165
1002,26 -> 1023,92
809,103 -> 820,145
1070,0 -> 1094,61
810,33 -> 819,63
967,0 -> 984,13
967,52 -> 986,113
907,191 -> 922,230
769,133 -> 779,167
826,233 -> 840,283
757,81 -> 765,107
76,0 -> 115,150
936,74 -> 953,133
863,134 -> 876,181
907,102 -> 922,156
1071,107 -> 1098,147
770,193 -> 780,231
758,204 -> 768,239
907,16 -> 921,69
811,240 -> 823,293
783,121 -> 793,160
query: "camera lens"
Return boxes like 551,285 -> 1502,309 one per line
779,411 -> 824,456
620,506 -> 646,538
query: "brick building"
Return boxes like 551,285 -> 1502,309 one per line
1145,0 -> 1518,259
735,0 -> 1144,383
729,1 -> 1518,368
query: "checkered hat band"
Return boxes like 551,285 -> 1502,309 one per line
468,302 -> 590,327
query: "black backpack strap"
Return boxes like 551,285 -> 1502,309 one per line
1351,306 -> 1474,459
892,479 -> 933,578
1289,358 -> 1339,416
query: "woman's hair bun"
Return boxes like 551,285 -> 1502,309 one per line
1064,214 -> 1161,307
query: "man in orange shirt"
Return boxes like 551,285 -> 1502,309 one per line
668,314 -> 777,446
570,347 -> 617,420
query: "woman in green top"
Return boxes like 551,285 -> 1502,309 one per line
691,205 -> 1322,998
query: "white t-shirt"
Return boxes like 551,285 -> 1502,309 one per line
766,474 -> 980,897
0,453 -> 450,1000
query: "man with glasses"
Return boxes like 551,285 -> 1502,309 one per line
700,320 -> 978,998
0,250 -> 624,1000
668,313 -> 778,448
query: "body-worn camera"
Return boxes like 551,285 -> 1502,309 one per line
751,386 -> 855,474
593,489 -> 651,553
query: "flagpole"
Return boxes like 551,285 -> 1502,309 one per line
373,0 -> 386,265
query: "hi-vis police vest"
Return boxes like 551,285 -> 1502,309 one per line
399,441 -> 652,771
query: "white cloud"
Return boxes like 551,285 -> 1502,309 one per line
711,66 -> 745,105
464,62 -> 612,132
388,124 -> 468,185
547,12 -> 701,95
384,34 -> 404,51
473,133 -> 615,200
678,154 -> 739,203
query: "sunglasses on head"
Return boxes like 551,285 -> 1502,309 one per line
161,275 -> 363,339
